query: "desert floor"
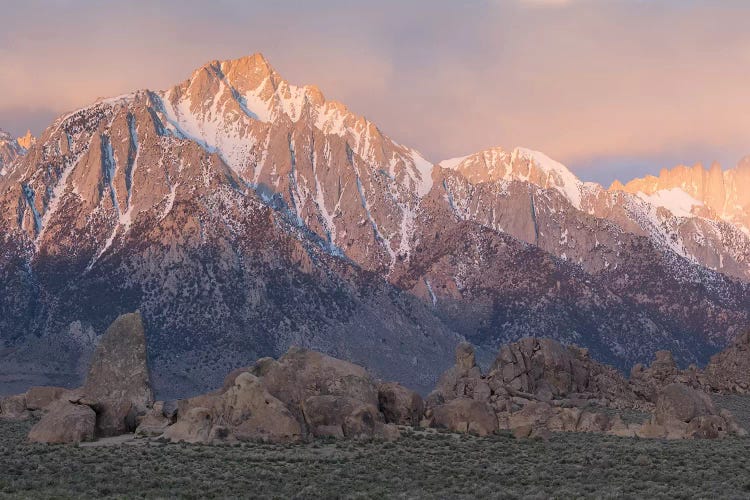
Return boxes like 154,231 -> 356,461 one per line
1,395 -> 749,499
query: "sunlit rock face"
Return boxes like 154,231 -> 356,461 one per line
0,53 -> 748,400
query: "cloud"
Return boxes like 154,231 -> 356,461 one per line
1,0 -> 749,183
517,0 -> 575,6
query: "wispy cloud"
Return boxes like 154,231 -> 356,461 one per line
517,0 -> 576,7
1,0 -> 748,182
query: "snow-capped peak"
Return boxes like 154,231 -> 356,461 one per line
511,147 -> 583,209
439,146 -> 584,209
154,52 -> 435,198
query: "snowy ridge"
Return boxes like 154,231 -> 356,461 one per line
635,188 -> 704,218
512,148 -> 583,210
158,54 -> 435,201
439,146 -> 583,209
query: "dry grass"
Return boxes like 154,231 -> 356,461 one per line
0,396 -> 749,499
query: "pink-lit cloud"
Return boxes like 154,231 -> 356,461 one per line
1,1 -> 749,183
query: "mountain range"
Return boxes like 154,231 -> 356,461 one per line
1,53 -> 748,398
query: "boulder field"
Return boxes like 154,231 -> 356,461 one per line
1,312 -> 153,443
1,312 -> 749,444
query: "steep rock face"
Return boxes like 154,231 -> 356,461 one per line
153,53 -> 433,273
391,201 -> 748,370
0,52 -> 749,401
82,312 -> 154,436
0,55 -> 459,398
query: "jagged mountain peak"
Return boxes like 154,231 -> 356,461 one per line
157,52 -> 434,200
172,52 -> 353,127
613,157 -> 750,232
16,130 -> 35,150
440,146 -> 584,209
2,52 -> 750,402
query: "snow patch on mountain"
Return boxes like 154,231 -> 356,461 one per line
512,148 -> 583,210
636,188 -> 704,218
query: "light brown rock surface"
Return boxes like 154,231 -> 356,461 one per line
24,386 -> 67,411
638,383 -> 747,439
427,342 -> 487,405
377,382 -> 424,426
655,383 -> 716,425
27,400 -> 96,444
212,372 -> 302,443
701,331 -> 750,394
0,394 -> 29,420
302,395 -> 394,440
134,401 -> 177,437
82,312 -> 154,436
161,407 -> 214,444
429,398 -> 498,436
488,338 -> 638,407
163,348 -> 396,443
260,347 -> 379,421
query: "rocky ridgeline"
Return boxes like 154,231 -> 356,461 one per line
423,340 -> 745,440
2,313 -> 750,444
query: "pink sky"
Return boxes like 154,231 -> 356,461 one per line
2,0 -> 749,183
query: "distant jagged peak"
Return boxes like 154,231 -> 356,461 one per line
615,161 -> 725,198
611,158 -> 750,228
440,146 -> 584,209
16,130 -> 35,150
0,127 -> 30,153
0,127 -> 29,176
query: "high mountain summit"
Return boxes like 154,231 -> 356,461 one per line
1,53 -> 748,398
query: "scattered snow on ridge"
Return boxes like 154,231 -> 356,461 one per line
439,146 -> 583,209
439,155 -> 470,170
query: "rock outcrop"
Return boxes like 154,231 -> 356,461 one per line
428,398 -> 498,436
163,372 -> 302,444
425,339 -> 747,441
8,329 -> 750,445
488,338 -> 640,409
14,312 -> 155,443
0,394 -> 29,421
4,52 -> 750,409
428,343 -> 489,405
163,347 -> 398,444
377,382 -> 424,426
134,401 -> 177,437
82,312 -> 154,436
701,331 -> 750,394
630,351 -> 680,402
24,387 -> 67,411
27,400 -> 96,444
0,387 -> 69,421
161,407 -> 214,444
633,383 -> 746,439
260,348 -> 379,413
